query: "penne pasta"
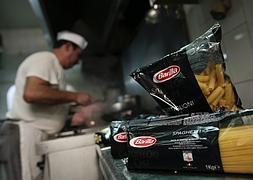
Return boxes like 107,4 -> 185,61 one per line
212,88 -> 225,106
208,68 -> 216,91
195,75 -> 209,82
195,59 -> 239,112
207,86 -> 223,104
197,81 -> 210,96
215,64 -> 225,87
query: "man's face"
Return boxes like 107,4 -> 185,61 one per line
63,43 -> 82,69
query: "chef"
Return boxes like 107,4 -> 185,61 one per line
5,31 -> 94,180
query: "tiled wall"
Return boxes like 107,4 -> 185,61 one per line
184,0 -> 253,108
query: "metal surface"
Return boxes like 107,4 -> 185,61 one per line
111,94 -> 138,112
97,147 -> 253,180
27,0 -> 199,58
29,0 -> 54,46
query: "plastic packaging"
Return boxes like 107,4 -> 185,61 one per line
131,23 -> 241,115
110,121 -> 128,159
127,109 -> 253,174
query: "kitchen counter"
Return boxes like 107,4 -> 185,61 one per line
97,146 -> 253,180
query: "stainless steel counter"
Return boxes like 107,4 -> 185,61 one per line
97,146 -> 253,180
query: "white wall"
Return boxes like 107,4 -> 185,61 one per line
0,28 -> 49,54
0,28 -> 49,119
184,0 -> 253,108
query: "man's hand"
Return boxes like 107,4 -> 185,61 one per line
71,103 -> 102,127
75,92 -> 93,106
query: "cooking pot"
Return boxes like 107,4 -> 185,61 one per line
111,94 -> 139,112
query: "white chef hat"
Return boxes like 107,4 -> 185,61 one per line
57,31 -> 88,50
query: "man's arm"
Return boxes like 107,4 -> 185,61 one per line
23,76 -> 91,105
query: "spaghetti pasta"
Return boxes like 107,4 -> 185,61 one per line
219,124 -> 253,173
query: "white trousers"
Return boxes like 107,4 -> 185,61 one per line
16,121 -> 47,180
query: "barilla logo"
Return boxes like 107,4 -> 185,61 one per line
113,132 -> 127,143
129,136 -> 157,148
153,65 -> 180,83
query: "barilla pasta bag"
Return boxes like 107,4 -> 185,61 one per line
131,23 -> 242,115
110,114 -> 160,159
127,109 -> 253,174
110,121 -> 128,159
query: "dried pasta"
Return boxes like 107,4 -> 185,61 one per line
195,59 -> 239,111
219,124 -> 253,173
